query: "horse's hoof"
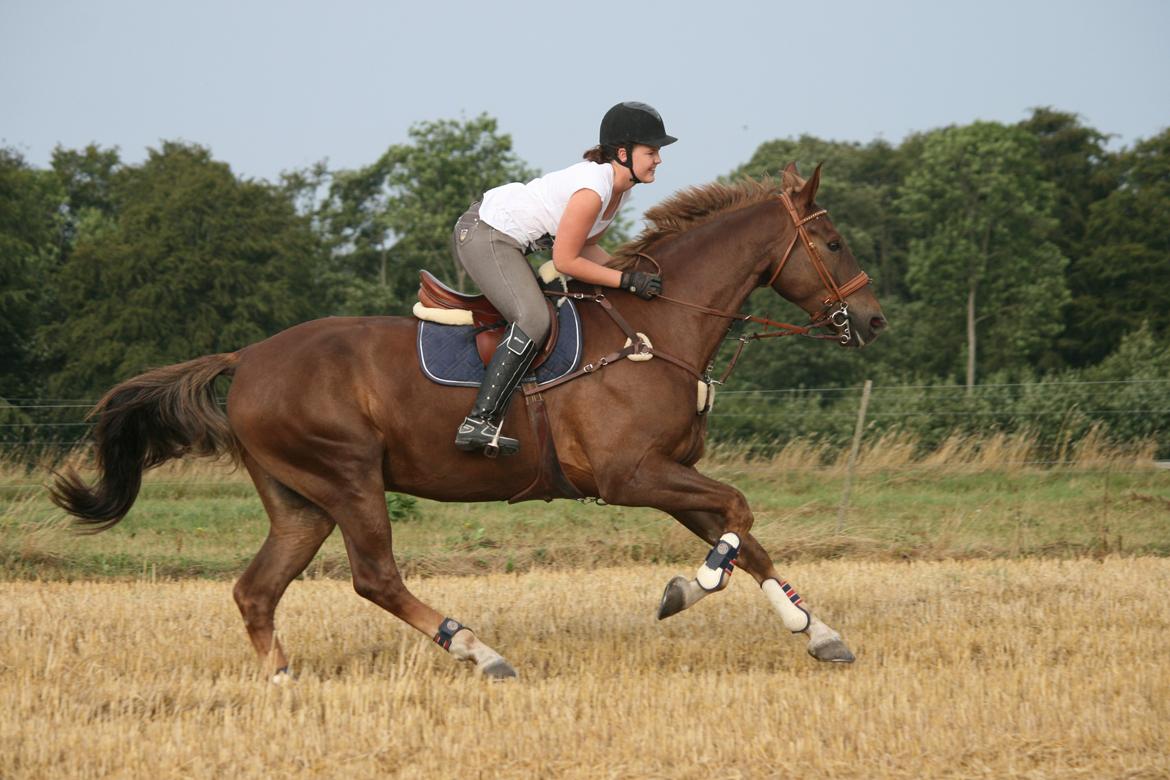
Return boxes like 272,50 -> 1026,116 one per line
480,659 -> 518,680
657,576 -> 690,620
808,637 -> 855,663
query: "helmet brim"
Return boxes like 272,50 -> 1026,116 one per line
643,134 -> 678,148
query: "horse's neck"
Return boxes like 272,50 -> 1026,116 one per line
656,200 -> 787,364
662,200 -> 784,308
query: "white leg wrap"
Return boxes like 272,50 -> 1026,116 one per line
696,532 -> 740,591
762,578 -> 811,633
449,629 -> 506,673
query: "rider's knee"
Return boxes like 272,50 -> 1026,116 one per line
515,311 -> 550,347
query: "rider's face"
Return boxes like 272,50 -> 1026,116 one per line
624,144 -> 661,183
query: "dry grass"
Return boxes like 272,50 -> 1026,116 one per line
3,559 -> 1168,778
5,427 -> 1156,488
3,430 -> 1167,582
5,449 -> 251,486
702,428 -> 1156,475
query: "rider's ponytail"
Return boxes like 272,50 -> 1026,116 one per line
582,145 -> 618,164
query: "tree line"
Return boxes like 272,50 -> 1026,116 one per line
2,108 -> 1168,450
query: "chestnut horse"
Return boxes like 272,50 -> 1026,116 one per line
51,164 -> 886,679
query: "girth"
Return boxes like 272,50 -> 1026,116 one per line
417,270 -> 560,369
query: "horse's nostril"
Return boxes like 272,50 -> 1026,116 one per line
870,316 -> 887,331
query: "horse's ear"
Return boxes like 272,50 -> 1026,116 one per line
780,162 -> 804,194
795,162 -> 823,208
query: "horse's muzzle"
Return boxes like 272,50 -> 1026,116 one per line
841,311 -> 888,348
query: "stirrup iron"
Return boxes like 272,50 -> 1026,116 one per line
455,417 -> 520,456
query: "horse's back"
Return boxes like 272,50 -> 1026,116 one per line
230,313 -> 426,411
240,314 -> 414,366
229,315 -> 412,449
227,314 -> 540,502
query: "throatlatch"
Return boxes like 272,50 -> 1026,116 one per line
433,617 -> 465,650
696,532 -> 740,591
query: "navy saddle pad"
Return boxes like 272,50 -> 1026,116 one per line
416,299 -> 582,388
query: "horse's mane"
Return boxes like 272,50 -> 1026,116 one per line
611,177 -> 782,269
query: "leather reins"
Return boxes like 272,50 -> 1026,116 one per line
656,193 -> 868,330
640,192 -> 872,381
523,192 -> 874,395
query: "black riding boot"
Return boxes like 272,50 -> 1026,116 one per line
455,323 -> 538,457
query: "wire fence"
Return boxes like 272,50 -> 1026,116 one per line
3,378 -> 1169,460
701,377 -> 1170,457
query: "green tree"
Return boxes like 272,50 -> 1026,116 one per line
51,144 -> 121,217
0,148 -> 65,400
1017,108 -> 1116,263
321,114 -> 537,314
1017,108 -> 1120,367
896,122 -> 1068,389
1063,128 -> 1170,365
41,142 -> 327,396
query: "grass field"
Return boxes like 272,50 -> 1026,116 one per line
2,432 -> 1167,580
2,559 -> 1168,778
2,433 -> 1167,777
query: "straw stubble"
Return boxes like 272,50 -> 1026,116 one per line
2,559 -> 1168,778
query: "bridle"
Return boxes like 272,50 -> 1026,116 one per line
529,191 -> 875,394
767,191 -> 870,337
624,191 -> 872,384
648,190 -> 870,339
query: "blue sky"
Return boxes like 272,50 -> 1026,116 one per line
3,0 -> 1168,217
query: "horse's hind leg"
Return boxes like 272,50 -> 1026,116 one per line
663,509 -> 854,664
323,481 -> 517,679
235,455 -> 337,680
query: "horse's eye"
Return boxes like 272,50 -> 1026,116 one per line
828,240 -> 841,252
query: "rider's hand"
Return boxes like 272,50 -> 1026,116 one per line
620,271 -> 663,300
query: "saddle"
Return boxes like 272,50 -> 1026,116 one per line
415,270 -> 561,369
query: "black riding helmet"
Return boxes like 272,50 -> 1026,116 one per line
600,101 -> 677,184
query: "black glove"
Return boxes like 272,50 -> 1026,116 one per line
620,271 -> 663,300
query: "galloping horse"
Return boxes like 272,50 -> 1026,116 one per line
51,163 -> 887,679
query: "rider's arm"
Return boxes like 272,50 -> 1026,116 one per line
552,189 -> 623,287
580,240 -> 612,264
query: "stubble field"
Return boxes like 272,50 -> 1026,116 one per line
3,558 -> 1168,779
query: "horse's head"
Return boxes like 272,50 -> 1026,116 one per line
767,163 -> 888,347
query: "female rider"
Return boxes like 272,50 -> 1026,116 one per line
452,101 -> 677,456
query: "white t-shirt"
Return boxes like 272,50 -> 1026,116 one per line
479,161 -> 620,249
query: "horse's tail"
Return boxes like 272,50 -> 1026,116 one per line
49,352 -> 241,532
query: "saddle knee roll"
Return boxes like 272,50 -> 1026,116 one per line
696,532 -> 740,591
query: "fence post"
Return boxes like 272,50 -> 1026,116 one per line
837,379 -> 873,534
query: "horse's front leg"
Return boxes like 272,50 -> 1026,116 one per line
600,455 -> 854,663
662,510 -> 854,663
599,455 -> 756,592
